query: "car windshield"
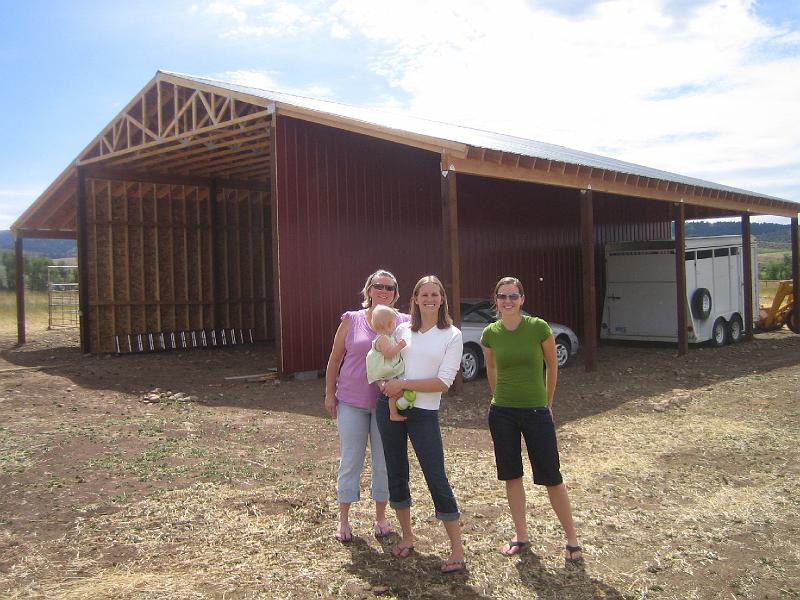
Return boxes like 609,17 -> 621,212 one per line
461,301 -> 494,324
461,300 -> 530,324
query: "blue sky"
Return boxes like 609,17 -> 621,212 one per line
1,0 -> 799,229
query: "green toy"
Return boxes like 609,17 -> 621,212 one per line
396,389 -> 416,410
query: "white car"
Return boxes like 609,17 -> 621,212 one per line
459,299 -> 580,382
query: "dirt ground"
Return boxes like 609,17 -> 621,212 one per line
0,323 -> 798,599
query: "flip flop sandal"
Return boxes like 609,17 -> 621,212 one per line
441,559 -> 467,574
392,543 -> 414,558
374,520 -> 394,538
565,544 -> 584,564
501,540 -> 531,556
335,524 -> 353,543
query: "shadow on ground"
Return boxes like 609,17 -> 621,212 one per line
1,327 -> 799,430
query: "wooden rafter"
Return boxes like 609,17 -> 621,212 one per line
79,75 -> 269,166
100,121 -> 268,170
446,149 -> 800,217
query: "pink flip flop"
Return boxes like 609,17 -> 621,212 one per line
374,520 -> 394,538
335,524 -> 353,543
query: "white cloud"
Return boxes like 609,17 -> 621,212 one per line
216,69 -> 336,99
203,1 -> 261,23
330,20 -> 349,39
190,0 -> 800,204
0,190 -> 43,229
333,0 -> 799,203
206,0 -> 330,38
0,189 -> 40,199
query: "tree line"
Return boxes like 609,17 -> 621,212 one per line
0,252 -> 77,291
761,255 -> 793,280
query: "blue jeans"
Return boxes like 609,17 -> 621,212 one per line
336,402 -> 389,504
376,395 -> 460,521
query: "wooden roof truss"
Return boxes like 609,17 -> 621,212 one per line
78,76 -> 272,179
13,74 -> 273,235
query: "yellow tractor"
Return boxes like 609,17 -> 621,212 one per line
757,280 -> 798,333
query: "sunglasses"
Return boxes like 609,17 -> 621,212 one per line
496,293 -> 522,301
371,283 -> 397,292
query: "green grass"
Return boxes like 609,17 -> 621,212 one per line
0,290 -> 65,331
0,289 -> 49,309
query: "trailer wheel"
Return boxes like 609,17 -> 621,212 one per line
710,317 -> 727,347
727,314 -> 743,343
691,288 -> 713,320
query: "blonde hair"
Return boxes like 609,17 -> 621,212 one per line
370,305 -> 399,334
409,275 -> 453,332
360,269 -> 399,308
491,276 -> 526,318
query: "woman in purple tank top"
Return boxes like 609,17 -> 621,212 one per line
324,269 -> 409,542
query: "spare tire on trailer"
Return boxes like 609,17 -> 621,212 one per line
691,288 -> 713,320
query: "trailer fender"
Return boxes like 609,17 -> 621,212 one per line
691,288 -> 713,320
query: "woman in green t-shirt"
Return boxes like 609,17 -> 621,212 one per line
480,276 -> 583,564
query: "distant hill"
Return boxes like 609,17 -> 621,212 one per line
0,230 -> 76,258
686,221 -> 790,246
0,222 -> 790,258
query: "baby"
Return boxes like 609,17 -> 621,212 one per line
366,305 -> 412,421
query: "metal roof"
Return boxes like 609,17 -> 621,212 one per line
11,70 -> 799,236
166,71 -> 793,204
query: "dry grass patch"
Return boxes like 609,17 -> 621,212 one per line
1,325 -> 799,598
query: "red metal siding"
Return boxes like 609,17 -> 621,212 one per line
276,117 -> 443,374
275,117 -> 672,372
458,176 -> 670,337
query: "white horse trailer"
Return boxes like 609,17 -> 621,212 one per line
601,236 -> 759,346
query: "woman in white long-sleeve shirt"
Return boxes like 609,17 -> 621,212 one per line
377,275 -> 466,574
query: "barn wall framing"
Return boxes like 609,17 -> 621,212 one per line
85,177 -> 272,353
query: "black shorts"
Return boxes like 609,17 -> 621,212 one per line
488,404 -> 563,486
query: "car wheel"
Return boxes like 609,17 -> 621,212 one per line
461,346 -> 481,382
727,314 -> 743,343
555,335 -> 571,368
710,317 -> 727,347
691,288 -> 713,320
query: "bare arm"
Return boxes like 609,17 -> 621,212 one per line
541,335 -> 558,409
383,376 -> 447,397
375,335 -> 406,359
483,346 -> 496,394
324,319 -> 350,419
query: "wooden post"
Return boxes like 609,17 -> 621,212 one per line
269,108 -> 283,378
15,236 -> 25,346
792,216 -> 800,334
580,189 -> 597,372
674,203 -> 688,356
76,166 -> 91,353
440,164 -> 462,392
209,178 -> 219,330
741,214 -> 754,340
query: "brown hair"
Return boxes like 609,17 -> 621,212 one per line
409,275 -> 453,332
491,276 -> 525,318
360,269 -> 399,308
